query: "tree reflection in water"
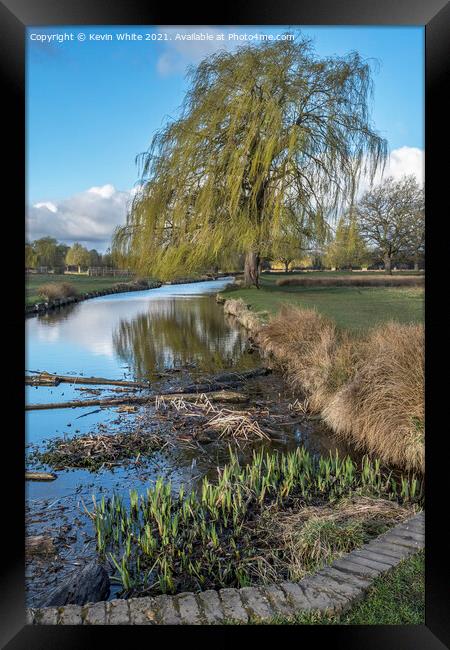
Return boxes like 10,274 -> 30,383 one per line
112,296 -> 258,380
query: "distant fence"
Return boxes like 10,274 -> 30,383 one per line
26,267 -> 54,274
26,267 -> 135,277
86,267 -> 134,277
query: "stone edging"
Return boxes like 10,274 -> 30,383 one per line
27,511 -> 424,625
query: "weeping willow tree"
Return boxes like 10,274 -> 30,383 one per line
113,35 -> 387,287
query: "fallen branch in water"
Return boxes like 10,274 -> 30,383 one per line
171,367 -> 271,394
25,390 -> 249,410
25,371 -> 150,388
25,471 -> 57,481
26,366 -> 270,389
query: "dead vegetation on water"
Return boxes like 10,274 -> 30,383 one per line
155,393 -> 271,441
28,431 -> 166,470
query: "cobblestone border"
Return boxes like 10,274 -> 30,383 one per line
27,512 -> 424,625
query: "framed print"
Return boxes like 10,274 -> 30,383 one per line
1,0 -> 449,647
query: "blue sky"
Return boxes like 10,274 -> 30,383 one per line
26,25 -> 424,250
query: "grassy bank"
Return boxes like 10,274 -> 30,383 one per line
25,273 -> 142,306
220,273 -> 423,332
250,550 -> 424,625
222,299 -> 424,472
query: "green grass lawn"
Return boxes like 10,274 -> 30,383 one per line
25,273 -> 137,306
268,550 -> 424,625
221,273 -> 424,332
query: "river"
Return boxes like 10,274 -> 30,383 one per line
25,278 -> 352,605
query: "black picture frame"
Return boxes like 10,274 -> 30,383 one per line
2,1 -> 449,647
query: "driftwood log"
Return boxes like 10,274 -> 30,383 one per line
26,389 -> 249,411
26,371 -> 150,388
26,366 -> 269,389
25,471 -> 57,481
41,560 -> 110,607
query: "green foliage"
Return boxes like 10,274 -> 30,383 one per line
113,36 -> 386,280
29,237 -> 68,269
65,242 -> 90,270
88,249 -> 102,267
325,211 -> 369,269
25,243 -> 38,269
90,446 -> 422,596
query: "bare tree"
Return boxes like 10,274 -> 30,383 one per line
356,175 -> 424,274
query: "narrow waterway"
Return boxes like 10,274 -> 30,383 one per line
25,278 -> 353,606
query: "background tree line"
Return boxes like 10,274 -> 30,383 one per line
25,238 -> 117,272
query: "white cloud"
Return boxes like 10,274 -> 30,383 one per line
27,184 -> 131,251
87,184 -> 116,199
357,146 -> 424,196
383,146 -> 424,184
33,201 -> 57,213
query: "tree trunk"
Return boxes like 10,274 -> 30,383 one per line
414,260 -> 419,272
244,251 -> 260,288
284,261 -> 290,273
384,254 -> 392,275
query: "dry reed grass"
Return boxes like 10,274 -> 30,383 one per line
37,282 -> 79,301
264,495 -> 411,580
323,322 -> 424,472
257,307 -> 342,412
257,306 -> 424,471
276,276 -> 425,288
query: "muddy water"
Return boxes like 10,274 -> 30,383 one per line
25,278 -> 352,606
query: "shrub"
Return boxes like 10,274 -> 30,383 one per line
134,277 -> 150,287
257,307 -> 424,472
37,282 -> 79,301
323,322 -> 424,472
276,276 -> 424,288
257,307 -> 341,412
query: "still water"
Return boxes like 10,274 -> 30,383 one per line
25,278 -> 349,604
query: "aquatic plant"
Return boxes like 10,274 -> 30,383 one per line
89,446 -> 423,596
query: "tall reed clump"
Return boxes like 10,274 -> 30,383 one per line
276,276 -> 424,288
323,322 -> 424,472
257,307 -> 424,472
37,282 -> 79,301
89,446 -> 423,597
258,307 -> 355,413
